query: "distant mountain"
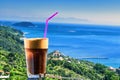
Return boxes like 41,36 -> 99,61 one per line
12,22 -> 35,27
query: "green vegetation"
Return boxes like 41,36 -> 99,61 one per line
0,26 -> 120,80
47,52 -> 120,80
0,26 -> 24,53
0,48 -> 27,80
0,26 -> 26,79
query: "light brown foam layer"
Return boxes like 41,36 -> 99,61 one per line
24,38 -> 48,49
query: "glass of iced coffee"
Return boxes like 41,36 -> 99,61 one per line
24,38 -> 48,78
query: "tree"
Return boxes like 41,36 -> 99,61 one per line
93,63 -> 107,74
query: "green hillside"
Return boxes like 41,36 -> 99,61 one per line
0,26 -> 120,80
0,26 -> 24,53
47,51 -> 120,80
0,26 -> 26,79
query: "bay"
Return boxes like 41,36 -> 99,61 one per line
1,21 -> 120,68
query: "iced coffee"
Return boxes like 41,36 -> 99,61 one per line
24,38 -> 48,78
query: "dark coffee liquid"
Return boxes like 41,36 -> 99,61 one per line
25,48 -> 47,74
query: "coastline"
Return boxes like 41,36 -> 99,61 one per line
1,21 -> 120,68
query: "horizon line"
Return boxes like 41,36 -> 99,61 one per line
0,19 -> 120,27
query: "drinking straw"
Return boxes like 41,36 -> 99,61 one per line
44,12 -> 58,38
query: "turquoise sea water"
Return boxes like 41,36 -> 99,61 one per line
1,21 -> 120,68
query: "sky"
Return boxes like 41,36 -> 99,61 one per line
0,0 -> 120,25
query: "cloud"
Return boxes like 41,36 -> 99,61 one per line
57,17 -> 89,22
50,17 -> 90,24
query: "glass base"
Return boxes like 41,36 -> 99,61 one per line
28,78 -> 40,80
27,74 -> 45,78
28,74 -> 39,78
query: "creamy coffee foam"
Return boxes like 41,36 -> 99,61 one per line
24,38 -> 48,49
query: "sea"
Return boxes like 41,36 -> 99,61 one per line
1,21 -> 120,68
